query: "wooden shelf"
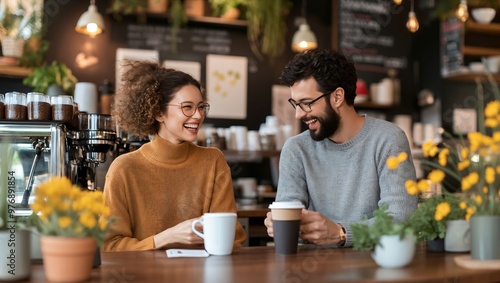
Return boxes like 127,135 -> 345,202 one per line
0,65 -> 32,78
142,12 -> 248,28
444,72 -> 500,82
463,46 -> 500,57
188,16 -> 247,27
466,21 -> 500,35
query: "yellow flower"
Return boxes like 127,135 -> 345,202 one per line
417,179 -> 430,193
422,141 -> 438,158
461,147 -> 469,159
386,156 -> 399,170
438,148 -> 449,166
475,195 -> 483,205
58,216 -> 72,228
485,100 -> 500,118
79,211 -> 97,229
434,202 -> 451,221
459,201 -> 467,209
397,152 -> 408,162
405,180 -> 418,195
486,167 -> 496,184
28,176 -> 113,243
493,132 -> 500,142
485,118 -> 499,128
457,160 -> 470,171
428,170 -> 445,184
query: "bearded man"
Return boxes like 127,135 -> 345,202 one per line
264,49 -> 418,247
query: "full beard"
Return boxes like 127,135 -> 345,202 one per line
308,104 -> 341,141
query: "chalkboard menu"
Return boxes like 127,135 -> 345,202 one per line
335,0 -> 411,86
440,16 -> 464,77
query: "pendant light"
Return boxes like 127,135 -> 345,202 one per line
456,0 -> 469,22
406,0 -> 419,33
291,0 -> 317,53
393,0 -> 403,5
75,0 -> 105,36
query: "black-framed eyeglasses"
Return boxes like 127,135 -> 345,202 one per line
166,102 -> 210,117
288,92 -> 331,113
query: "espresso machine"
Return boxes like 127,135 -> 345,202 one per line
0,115 -> 116,265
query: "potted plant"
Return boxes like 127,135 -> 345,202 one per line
391,74 -> 500,260
0,1 -> 35,58
245,0 -> 292,60
107,0 -> 148,22
409,193 -> 467,252
351,205 -> 417,268
208,0 -> 246,19
22,60 -> 78,96
26,176 -> 113,282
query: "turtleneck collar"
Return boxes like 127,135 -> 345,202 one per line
141,134 -> 192,164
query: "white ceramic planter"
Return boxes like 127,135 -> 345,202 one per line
0,229 -> 31,281
371,234 -> 416,268
445,219 -> 470,252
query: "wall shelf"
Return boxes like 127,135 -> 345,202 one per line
466,22 -> 500,35
463,46 -> 500,57
0,65 -> 32,78
444,72 -> 500,82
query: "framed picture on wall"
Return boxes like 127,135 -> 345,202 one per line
206,54 -> 248,119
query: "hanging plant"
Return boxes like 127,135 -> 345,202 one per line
245,0 -> 292,61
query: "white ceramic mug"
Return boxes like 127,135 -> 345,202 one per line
191,213 -> 237,256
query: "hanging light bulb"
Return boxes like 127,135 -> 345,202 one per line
406,0 -> 419,33
291,0 -> 317,52
75,0 -> 105,36
393,0 -> 403,5
456,0 -> 469,22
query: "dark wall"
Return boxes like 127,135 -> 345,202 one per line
38,0 -> 331,131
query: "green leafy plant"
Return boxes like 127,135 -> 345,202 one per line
208,0 -> 246,17
410,193 -> 467,241
23,61 -> 78,95
245,0 -> 292,61
351,205 -> 415,251
107,0 -> 148,22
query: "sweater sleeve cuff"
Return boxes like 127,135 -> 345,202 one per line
341,223 -> 353,248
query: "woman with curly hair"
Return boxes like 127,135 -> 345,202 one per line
103,61 -> 246,251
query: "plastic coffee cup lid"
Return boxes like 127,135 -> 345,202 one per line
268,201 -> 304,209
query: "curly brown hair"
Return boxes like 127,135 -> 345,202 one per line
112,61 -> 203,137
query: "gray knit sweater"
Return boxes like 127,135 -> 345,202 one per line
276,115 -> 418,247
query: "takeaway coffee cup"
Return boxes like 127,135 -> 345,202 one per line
191,213 -> 237,255
269,201 -> 305,254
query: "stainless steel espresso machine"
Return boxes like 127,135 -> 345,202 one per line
0,114 -> 116,207
0,114 -> 116,265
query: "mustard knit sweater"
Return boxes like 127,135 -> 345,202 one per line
103,135 -> 246,251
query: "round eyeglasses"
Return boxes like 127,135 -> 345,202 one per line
166,102 -> 210,117
288,92 -> 330,113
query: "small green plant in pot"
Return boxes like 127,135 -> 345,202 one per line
409,193 -> 467,251
23,60 -> 78,96
351,205 -> 417,268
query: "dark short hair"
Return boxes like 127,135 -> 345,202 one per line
279,49 -> 357,105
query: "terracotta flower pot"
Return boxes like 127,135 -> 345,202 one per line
40,236 -> 96,282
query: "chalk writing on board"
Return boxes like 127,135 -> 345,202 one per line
127,24 -> 232,54
338,0 -> 407,73
440,16 -> 463,77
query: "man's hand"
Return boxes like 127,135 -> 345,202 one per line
299,209 -> 343,246
264,211 -> 274,237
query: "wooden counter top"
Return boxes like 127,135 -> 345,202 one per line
23,246 -> 500,282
